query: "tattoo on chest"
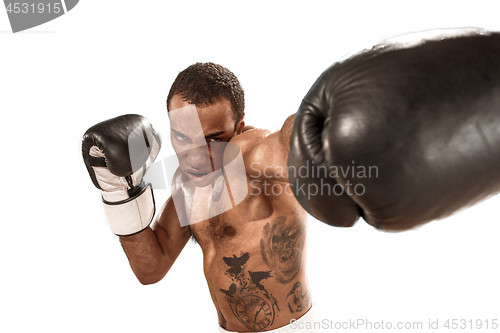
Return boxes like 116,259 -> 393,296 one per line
286,281 -> 310,314
219,252 -> 279,331
260,216 -> 305,284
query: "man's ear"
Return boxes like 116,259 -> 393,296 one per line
235,114 -> 246,135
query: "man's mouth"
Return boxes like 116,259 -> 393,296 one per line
186,170 -> 211,181
189,171 -> 208,177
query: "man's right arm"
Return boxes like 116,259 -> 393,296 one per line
119,197 -> 191,285
82,114 -> 189,285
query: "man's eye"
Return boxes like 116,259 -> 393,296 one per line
174,133 -> 188,141
208,137 -> 222,142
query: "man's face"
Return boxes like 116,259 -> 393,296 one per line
169,94 -> 243,187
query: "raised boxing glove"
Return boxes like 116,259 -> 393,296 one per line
288,30 -> 500,231
82,114 -> 161,236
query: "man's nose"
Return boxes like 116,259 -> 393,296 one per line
186,146 -> 211,169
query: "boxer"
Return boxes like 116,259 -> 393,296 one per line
83,63 -> 320,332
83,29 -> 500,332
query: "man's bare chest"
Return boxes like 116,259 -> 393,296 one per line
190,213 -> 236,244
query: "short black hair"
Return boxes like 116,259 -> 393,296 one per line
166,62 -> 245,125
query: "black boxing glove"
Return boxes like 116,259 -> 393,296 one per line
82,114 -> 161,235
288,29 -> 500,231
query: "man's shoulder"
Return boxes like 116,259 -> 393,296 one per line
229,127 -> 272,156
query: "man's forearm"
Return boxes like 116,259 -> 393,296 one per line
119,226 -> 171,285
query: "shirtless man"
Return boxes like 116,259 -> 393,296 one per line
82,63 -> 318,332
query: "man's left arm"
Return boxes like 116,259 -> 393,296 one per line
244,114 -> 295,182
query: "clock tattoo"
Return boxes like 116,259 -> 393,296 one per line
235,295 -> 273,331
220,252 -> 279,331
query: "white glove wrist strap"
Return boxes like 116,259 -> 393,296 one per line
102,184 -> 155,236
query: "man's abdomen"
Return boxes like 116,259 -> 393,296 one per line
198,211 -> 311,332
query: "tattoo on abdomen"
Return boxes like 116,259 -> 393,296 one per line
260,217 -> 305,284
286,281 -> 310,313
219,252 -> 279,331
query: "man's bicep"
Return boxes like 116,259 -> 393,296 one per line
245,133 -> 287,181
245,115 -> 295,182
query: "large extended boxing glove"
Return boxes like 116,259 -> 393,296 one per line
82,114 -> 161,236
288,30 -> 500,231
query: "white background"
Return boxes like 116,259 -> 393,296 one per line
1,1 -> 499,332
